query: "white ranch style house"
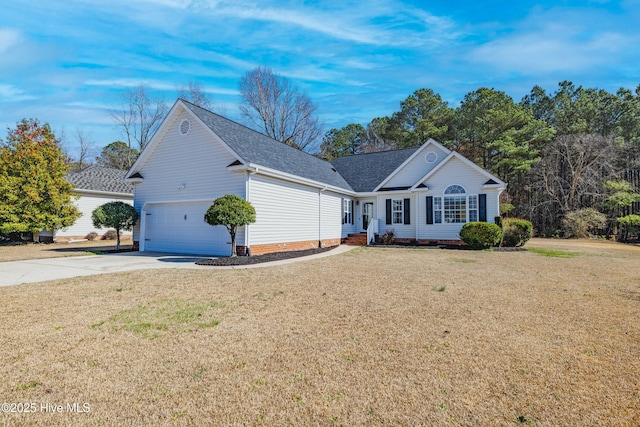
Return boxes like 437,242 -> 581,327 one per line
125,99 -> 506,256
41,166 -> 134,243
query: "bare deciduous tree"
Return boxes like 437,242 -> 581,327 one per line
178,79 -> 213,110
112,84 -> 167,152
527,133 -> 620,233
74,128 -> 95,170
239,66 -> 322,151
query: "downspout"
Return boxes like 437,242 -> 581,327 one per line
245,167 -> 258,256
319,185 -> 327,248
497,187 -> 506,223
410,188 -> 418,243
139,203 -> 148,252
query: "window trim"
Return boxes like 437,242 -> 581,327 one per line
429,186 -> 480,225
392,199 -> 404,225
343,198 -> 353,225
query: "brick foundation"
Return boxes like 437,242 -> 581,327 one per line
374,237 -> 466,246
248,239 -> 340,256
416,239 -> 466,246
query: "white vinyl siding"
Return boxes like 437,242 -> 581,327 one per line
56,192 -> 133,238
248,175 -> 320,245
132,108 -> 245,243
320,191 -> 343,241
376,194 -> 416,239
384,144 -> 449,188
417,157 -> 501,241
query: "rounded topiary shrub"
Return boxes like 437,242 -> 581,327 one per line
459,222 -> 503,249
501,218 -> 533,247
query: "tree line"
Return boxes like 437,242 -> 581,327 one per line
319,82 -> 640,239
5,67 -> 640,241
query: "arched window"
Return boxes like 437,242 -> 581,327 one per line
431,185 -> 478,224
444,185 -> 465,195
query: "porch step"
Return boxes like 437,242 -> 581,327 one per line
343,233 -> 368,246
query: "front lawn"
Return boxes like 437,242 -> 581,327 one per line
0,239 -> 133,262
1,240 -> 639,425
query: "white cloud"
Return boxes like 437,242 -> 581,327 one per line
0,28 -> 21,54
0,84 -> 36,101
468,8 -> 635,76
194,0 -> 459,47
84,78 -> 176,91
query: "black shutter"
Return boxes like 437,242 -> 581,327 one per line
341,199 -> 345,224
404,198 -> 411,225
386,199 -> 392,225
479,194 -> 487,222
350,200 -> 354,224
426,196 -> 433,224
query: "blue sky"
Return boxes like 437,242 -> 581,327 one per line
1,0 -> 639,157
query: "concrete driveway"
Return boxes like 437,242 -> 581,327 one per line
0,246 -> 356,287
0,252 -> 210,287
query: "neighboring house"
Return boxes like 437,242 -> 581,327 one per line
125,99 -> 506,256
41,166 -> 134,242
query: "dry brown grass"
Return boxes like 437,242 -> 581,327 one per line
1,240 -> 639,426
0,240 -> 133,262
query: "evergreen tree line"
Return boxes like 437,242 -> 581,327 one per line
319,81 -> 640,238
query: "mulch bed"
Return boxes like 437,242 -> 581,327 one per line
196,246 -> 337,266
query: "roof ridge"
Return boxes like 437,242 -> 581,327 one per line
180,99 -> 354,192
331,146 -> 421,161
180,99 -> 336,164
180,99 -> 269,138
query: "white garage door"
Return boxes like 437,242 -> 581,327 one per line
143,202 -> 231,256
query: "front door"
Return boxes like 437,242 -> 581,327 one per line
362,202 -> 373,231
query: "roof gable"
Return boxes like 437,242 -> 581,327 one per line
66,166 -> 133,194
410,151 -> 506,190
129,99 -> 352,192
330,147 -> 419,192
378,139 -> 451,190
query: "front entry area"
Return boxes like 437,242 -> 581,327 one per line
362,202 -> 373,231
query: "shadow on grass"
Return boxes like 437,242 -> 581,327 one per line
47,245 -> 135,255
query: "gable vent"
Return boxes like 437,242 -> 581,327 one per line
179,119 -> 191,135
425,151 -> 438,163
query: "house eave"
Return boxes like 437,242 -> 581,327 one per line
373,139 -> 451,192
482,184 -> 507,190
354,187 -> 429,198
246,163 -> 356,196
74,189 -> 134,198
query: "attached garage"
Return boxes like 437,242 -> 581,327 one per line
141,201 -> 231,256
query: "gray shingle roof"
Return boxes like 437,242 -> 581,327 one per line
183,101 -> 353,192
66,166 -> 133,194
330,147 -> 420,192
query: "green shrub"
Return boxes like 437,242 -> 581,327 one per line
562,208 -> 606,238
617,214 -> 640,242
459,222 -> 503,249
502,218 -> 533,247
